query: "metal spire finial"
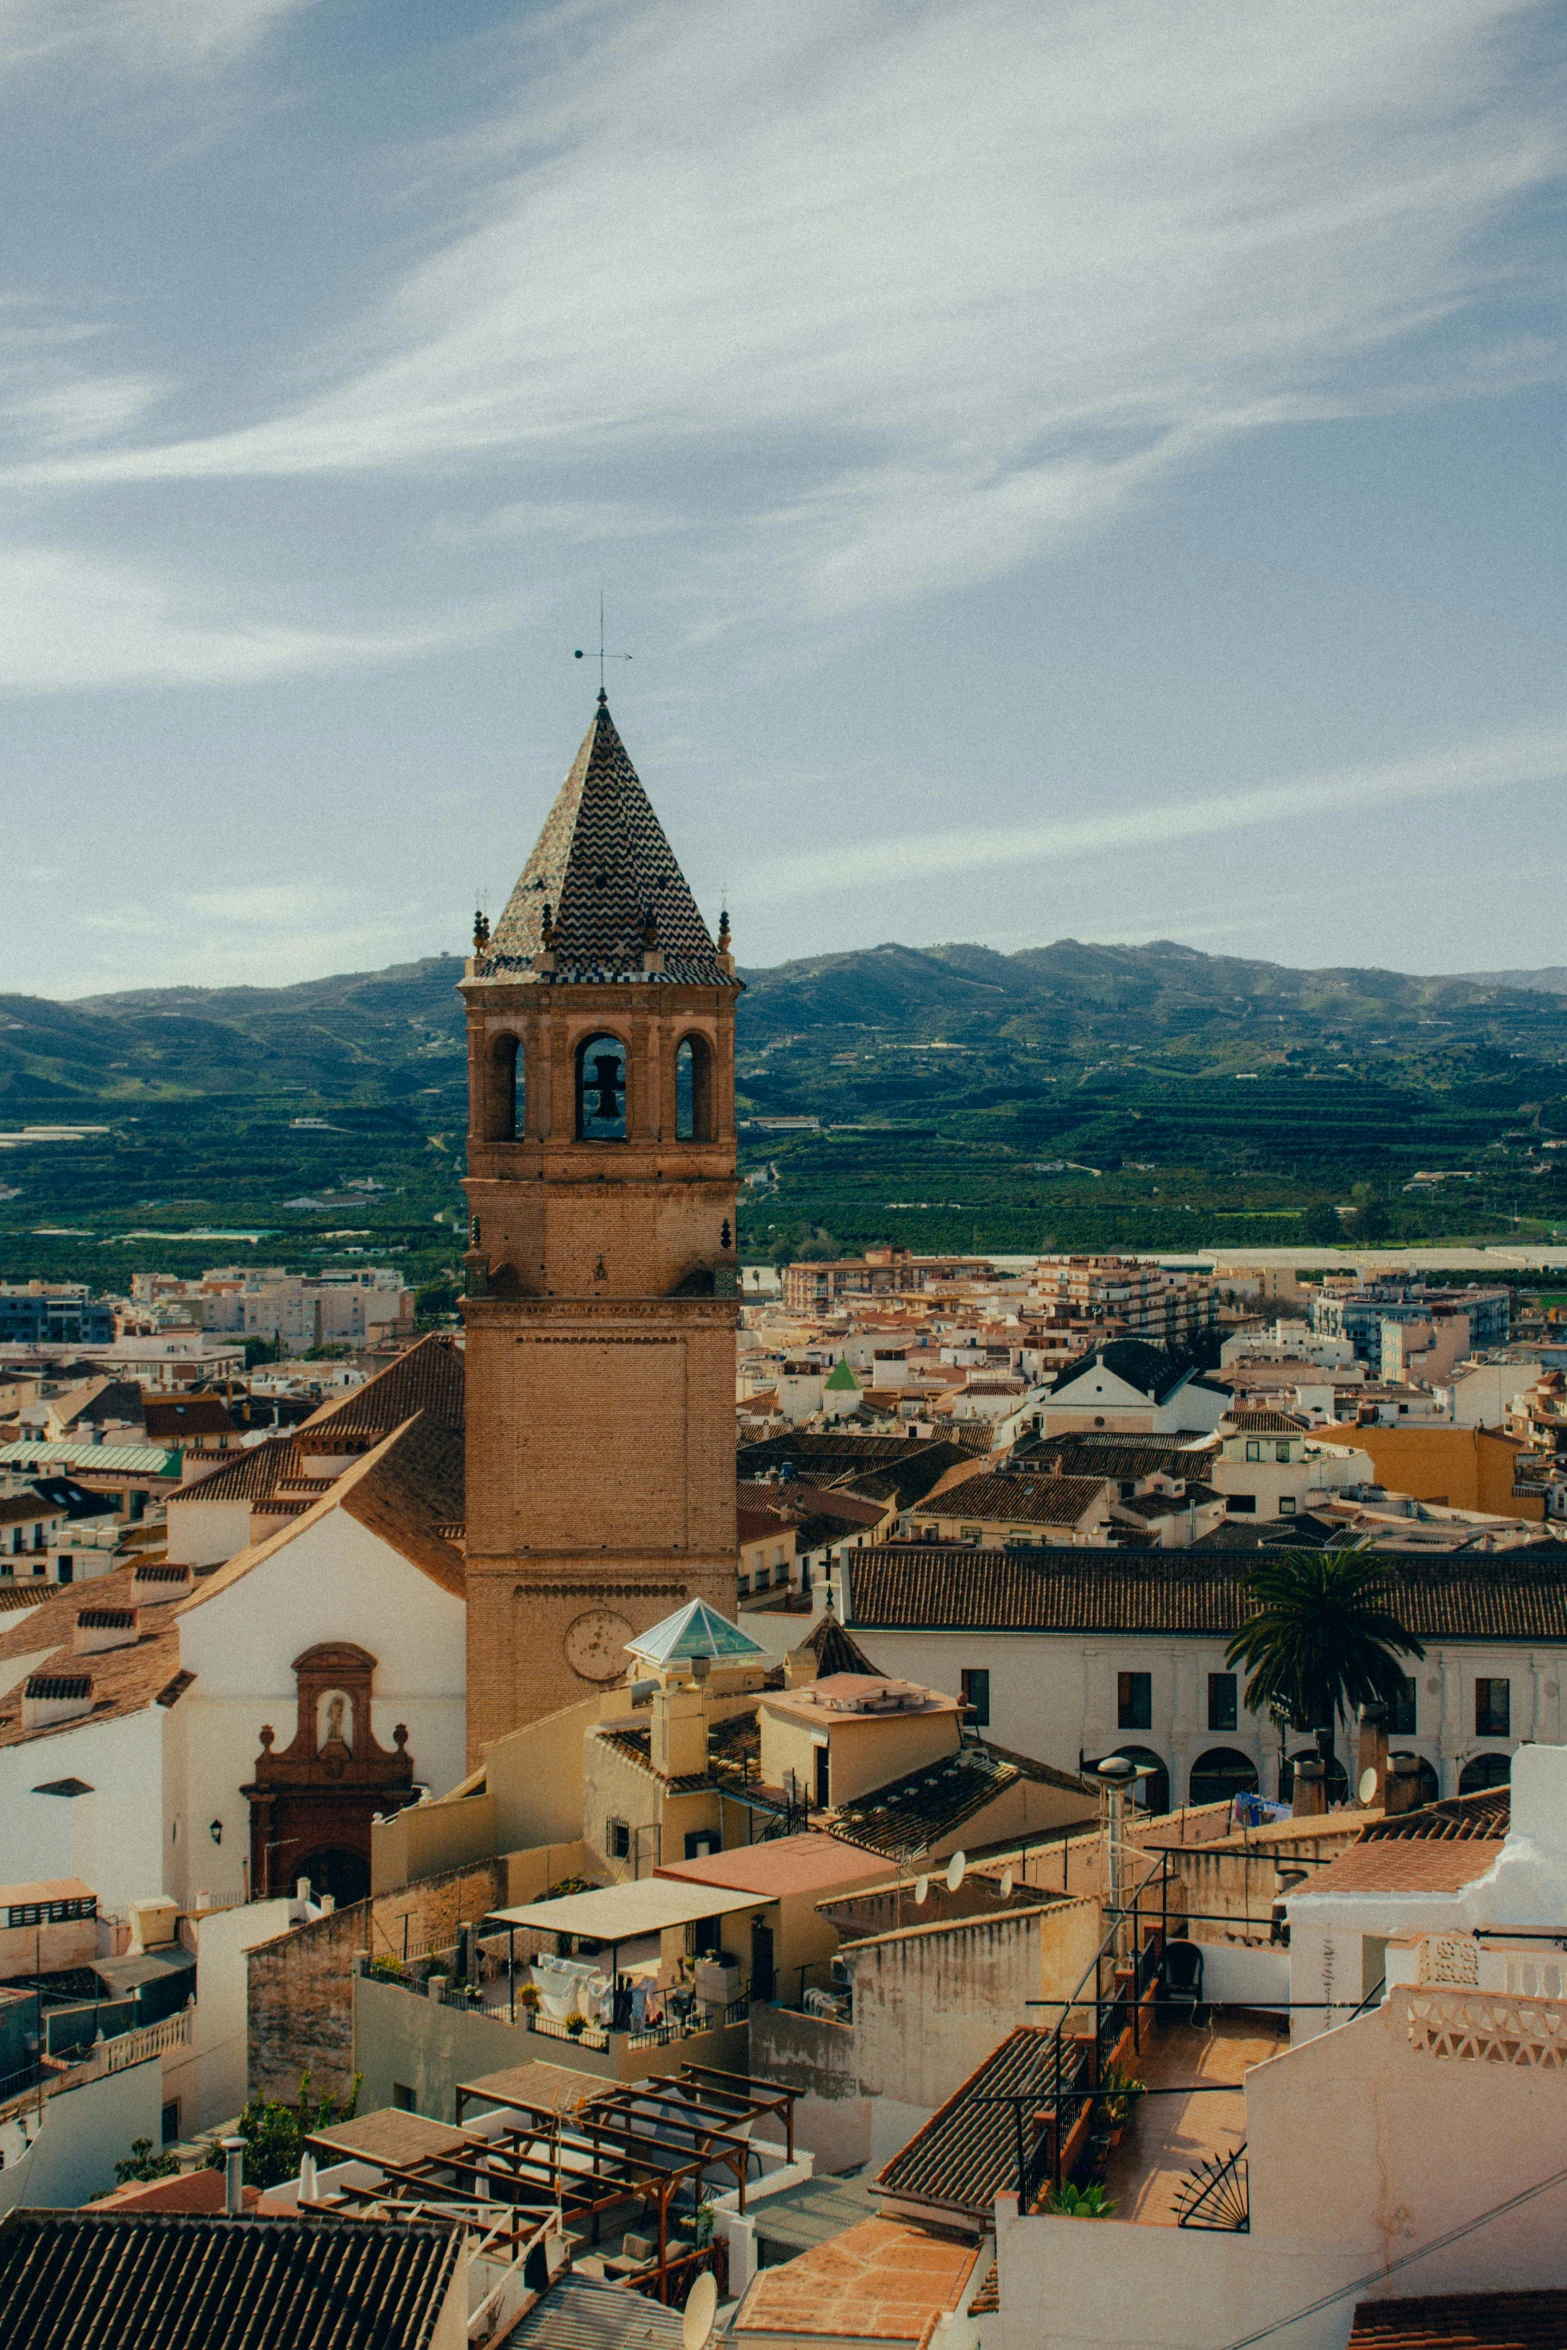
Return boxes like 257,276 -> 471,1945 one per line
575,593 -> 633,696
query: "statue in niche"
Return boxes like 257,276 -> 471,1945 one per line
318,1689 -> 353,1755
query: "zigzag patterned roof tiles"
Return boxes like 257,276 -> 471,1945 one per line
480,696 -> 735,986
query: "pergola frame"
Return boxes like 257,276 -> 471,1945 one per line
305,2063 -> 799,2302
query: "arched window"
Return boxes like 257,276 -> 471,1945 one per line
1281,1748 -> 1348,1804
576,1034 -> 628,1141
1459,1751 -> 1512,1794
1096,1745 -> 1168,1815
675,1033 -> 714,1142
1188,1748 -> 1259,1810
489,1034 -> 525,1141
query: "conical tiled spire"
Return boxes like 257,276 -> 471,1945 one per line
483,695 -> 732,984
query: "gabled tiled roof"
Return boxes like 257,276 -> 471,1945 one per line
298,1336 -> 463,1448
0,2209 -> 463,2350
1016,1434 -> 1218,1481
480,696 -> 734,986
0,1561 -> 185,1751
1050,1340 -> 1199,1404
826,1742 -> 1085,1862
877,2026 -> 1061,2218
1223,1408 -> 1309,1434
174,1434 -> 301,1505
1347,2293 -> 1567,2350
143,1394 -> 237,1441
791,1608 -> 884,1679
187,1415 -> 465,1607
844,1545 -> 1567,1641
920,1472 -> 1109,1528
1359,1786 -> 1510,1843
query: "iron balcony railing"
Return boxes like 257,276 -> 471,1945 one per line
1174,2141 -> 1249,2231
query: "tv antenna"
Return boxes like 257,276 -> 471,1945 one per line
575,594 -> 633,696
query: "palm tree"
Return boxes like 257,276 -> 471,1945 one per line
1226,1550 -> 1424,1795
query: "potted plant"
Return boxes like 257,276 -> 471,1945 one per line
1045,2181 -> 1116,2218
518,1984 -> 541,2014
565,2014 -> 586,2038
1094,2062 -> 1145,2146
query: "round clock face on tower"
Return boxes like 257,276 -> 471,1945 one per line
564,1608 -> 635,1683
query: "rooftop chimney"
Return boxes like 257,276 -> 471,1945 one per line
22,1673 -> 93,1731
1292,1756 -> 1326,1819
222,2136 -> 247,2218
74,1607 -> 139,1657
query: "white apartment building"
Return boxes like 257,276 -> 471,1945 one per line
197,1267 -> 412,1350
832,1544 -> 1565,1808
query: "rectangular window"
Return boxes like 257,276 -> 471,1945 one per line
1245,1440 -> 1261,1462
160,2100 -> 181,2145
1207,1673 -> 1237,1733
1227,1495 -> 1257,1514
1278,1496 -> 1296,1517
1476,1678 -> 1511,1738
607,1818 -> 631,1860
1118,1671 -> 1152,1731
1275,1442 -> 1291,1463
961,1668 -> 991,1728
393,2083 -> 417,2112
814,1743 -> 831,1808
1390,1675 -> 1417,1736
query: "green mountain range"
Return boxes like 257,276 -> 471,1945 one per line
3,939 -> 1566,1283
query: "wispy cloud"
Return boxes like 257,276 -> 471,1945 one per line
0,0 -> 313,76
0,544 -> 519,690
8,0 -> 1563,620
745,725 -> 1567,902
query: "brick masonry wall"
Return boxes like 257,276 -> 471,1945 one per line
246,1855 -> 509,2106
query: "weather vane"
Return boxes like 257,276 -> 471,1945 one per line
575,594 -> 633,695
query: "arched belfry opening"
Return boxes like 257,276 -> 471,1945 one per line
489,1033 -> 525,1141
576,1034 -> 628,1141
675,1033 -> 714,1142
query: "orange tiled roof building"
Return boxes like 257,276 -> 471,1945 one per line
459,694 -> 742,1754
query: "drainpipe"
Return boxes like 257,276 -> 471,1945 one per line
221,2136 -> 247,2217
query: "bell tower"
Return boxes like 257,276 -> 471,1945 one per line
459,693 -> 741,1758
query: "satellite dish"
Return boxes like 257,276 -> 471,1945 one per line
914,1875 -> 929,1905
683,2271 -> 718,2350
999,1867 -> 1015,1899
946,1851 -> 967,1895
1358,1767 -> 1379,1806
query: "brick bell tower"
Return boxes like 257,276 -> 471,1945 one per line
459,692 -> 741,1759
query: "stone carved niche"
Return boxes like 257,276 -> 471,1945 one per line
242,1642 -> 415,1902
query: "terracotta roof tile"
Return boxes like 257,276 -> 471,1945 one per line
1348,2294 -> 1567,2350
735,2216 -> 978,2342
923,1473 -> 1109,1529
173,1434 -> 301,1504
1295,1842 -> 1498,1897
0,2210 -> 462,2350
844,1546 -> 1567,1641
0,1562 -> 183,1751
655,1834 -> 898,1900
877,2026 -> 1062,2218
298,1335 -> 463,1448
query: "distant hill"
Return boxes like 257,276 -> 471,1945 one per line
7,938 -> 1567,1109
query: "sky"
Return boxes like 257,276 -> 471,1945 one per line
4,0 -> 1567,999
